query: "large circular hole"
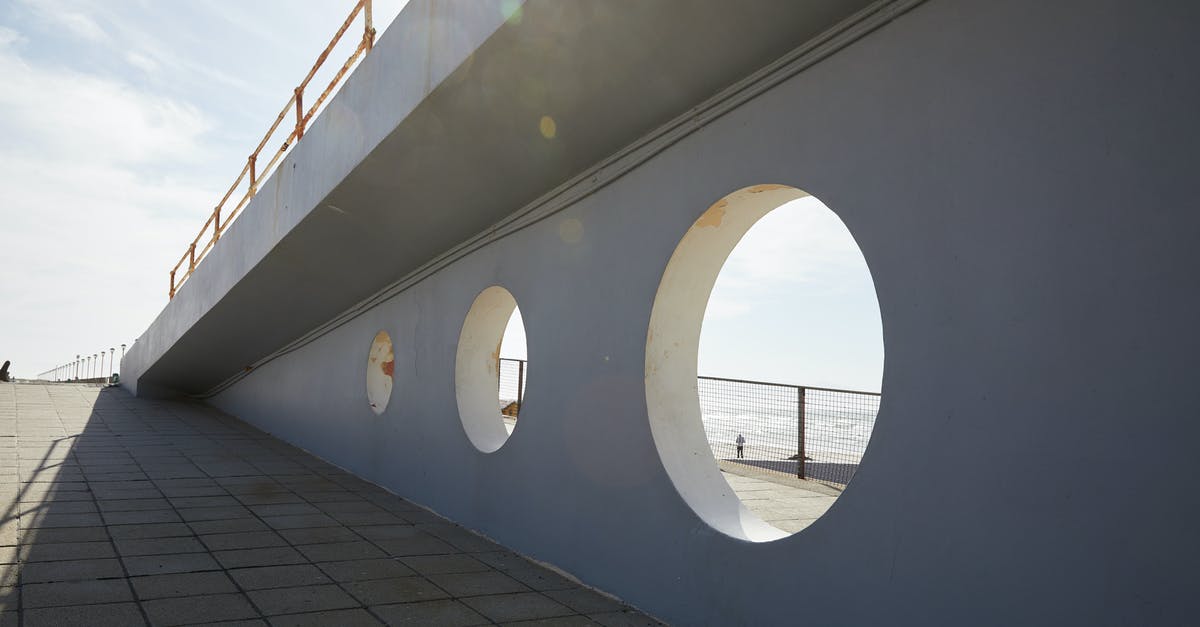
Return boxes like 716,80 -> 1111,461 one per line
456,286 -> 528,452
366,330 -> 394,415
645,184 -> 883,541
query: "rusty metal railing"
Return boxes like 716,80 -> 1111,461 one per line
169,0 -> 376,299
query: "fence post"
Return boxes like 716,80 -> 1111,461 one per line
214,206 -> 221,242
797,386 -> 806,479
516,359 -> 525,414
169,270 -> 176,299
364,0 -> 376,50
294,87 -> 305,139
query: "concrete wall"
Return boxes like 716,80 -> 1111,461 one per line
184,0 -> 1200,624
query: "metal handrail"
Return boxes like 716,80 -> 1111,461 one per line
169,0 -> 376,299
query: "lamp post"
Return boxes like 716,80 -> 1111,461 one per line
109,348 -> 115,378
75,355 -> 80,380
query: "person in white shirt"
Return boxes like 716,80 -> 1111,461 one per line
735,433 -> 745,459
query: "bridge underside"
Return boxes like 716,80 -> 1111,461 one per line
124,0 -> 1200,624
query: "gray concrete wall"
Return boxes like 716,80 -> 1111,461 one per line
152,0 -> 1200,624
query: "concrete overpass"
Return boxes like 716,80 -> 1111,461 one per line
124,0 -> 1200,624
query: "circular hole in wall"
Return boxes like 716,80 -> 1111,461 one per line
645,184 -> 884,541
366,330 -> 394,415
456,286 -> 529,452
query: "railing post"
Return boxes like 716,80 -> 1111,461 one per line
169,270 -> 176,299
249,154 -> 257,192
797,386 -> 807,479
188,243 -> 196,272
365,0 -> 376,50
294,87 -> 305,139
516,359 -> 525,414
214,206 -> 222,242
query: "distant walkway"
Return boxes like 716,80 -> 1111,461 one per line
718,463 -> 839,534
0,382 -> 660,626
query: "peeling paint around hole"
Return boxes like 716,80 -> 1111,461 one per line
694,203 -> 726,228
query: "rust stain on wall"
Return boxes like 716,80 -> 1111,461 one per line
747,183 -> 789,193
694,201 -> 727,228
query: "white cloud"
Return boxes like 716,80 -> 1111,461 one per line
0,47 -> 211,165
0,26 -> 25,47
125,50 -> 159,73
0,42 -> 220,377
17,0 -> 108,42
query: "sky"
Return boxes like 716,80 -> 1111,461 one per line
0,0 -> 408,378
0,0 -> 881,392
698,197 -> 883,392
499,197 -> 884,393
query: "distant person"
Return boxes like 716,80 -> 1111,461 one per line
735,433 -> 745,459
0,361 -> 10,382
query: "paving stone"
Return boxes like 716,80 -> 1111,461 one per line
295,541 -> 385,562
227,564 -> 331,590
462,592 -> 575,623
108,522 -> 193,540
168,495 -> 241,509
142,592 -> 259,626
430,570 -> 530,597
316,558 -> 415,582
342,577 -> 450,605
266,608 -> 383,626
102,509 -> 181,525
506,567 -> 581,591
260,514 -> 340,529
199,531 -> 287,551
369,599 -> 489,626
114,536 -> 206,556
122,552 -> 221,576
95,498 -> 172,512
506,617 -> 601,627
131,571 -> 239,599
247,584 -> 359,616
588,610 -> 667,626
22,579 -> 134,608
400,554 -> 492,575
545,588 -> 627,614
20,540 -> 116,562
23,602 -> 146,627
177,506 -> 254,522
18,500 -> 97,515
188,518 -> 270,535
214,546 -> 307,569
20,557 -> 125,583
0,587 -> 16,612
248,503 -> 319,517
276,526 -> 361,545
19,513 -> 103,528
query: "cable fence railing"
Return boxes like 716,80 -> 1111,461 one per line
499,357 -> 527,418
168,0 -> 376,299
495,359 -> 878,489
699,376 -> 879,488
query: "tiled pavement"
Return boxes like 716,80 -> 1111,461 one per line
0,382 -> 661,626
721,472 -> 836,534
